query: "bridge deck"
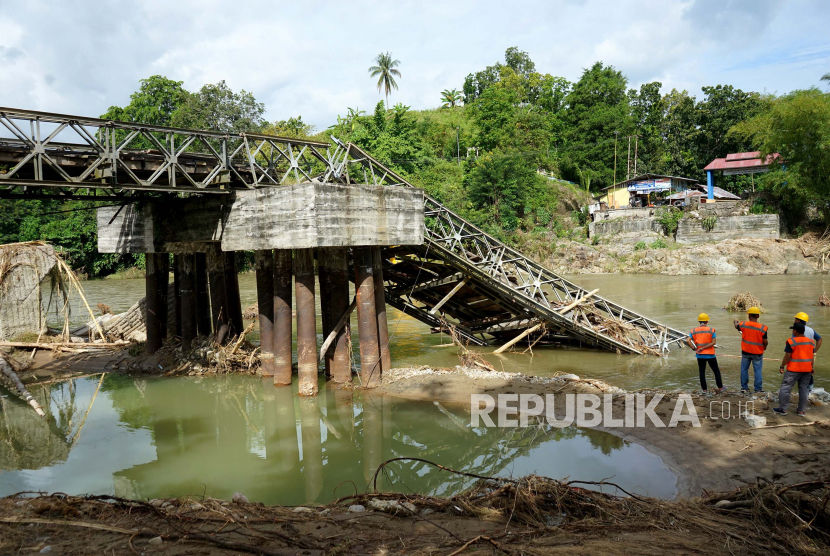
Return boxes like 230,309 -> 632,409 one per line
0,107 -> 688,354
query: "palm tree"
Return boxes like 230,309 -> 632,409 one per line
369,52 -> 401,109
440,89 -> 463,108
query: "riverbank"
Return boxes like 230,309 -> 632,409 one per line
2,455 -> 828,555
542,236 -> 826,275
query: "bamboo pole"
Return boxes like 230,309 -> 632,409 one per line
557,289 -> 599,314
318,297 -> 357,363
493,323 -> 543,354
429,278 -> 469,315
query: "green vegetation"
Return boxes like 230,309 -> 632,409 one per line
634,241 -> 647,251
369,52 -> 401,109
7,47 -> 829,277
655,207 -> 684,237
702,215 -> 718,232
650,238 -> 668,249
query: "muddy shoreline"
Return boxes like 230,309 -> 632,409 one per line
3,352 -> 830,554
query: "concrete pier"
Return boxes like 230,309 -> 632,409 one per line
255,250 -> 275,377
294,249 -> 318,396
354,247 -> 381,387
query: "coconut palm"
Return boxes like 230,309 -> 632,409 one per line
440,89 -> 463,108
369,52 -> 401,109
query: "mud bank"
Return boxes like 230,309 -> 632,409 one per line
378,366 -> 830,499
545,237 -> 825,275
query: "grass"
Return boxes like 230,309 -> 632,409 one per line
103,267 -> 145,280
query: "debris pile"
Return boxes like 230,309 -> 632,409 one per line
124,332 -> 262,377
724,292 -> 764,312
816,291 -> 830,307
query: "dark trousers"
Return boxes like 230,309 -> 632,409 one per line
698,358 -> 723,391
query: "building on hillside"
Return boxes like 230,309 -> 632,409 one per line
703,151 -> 780,198
665,184 -> 740,206
598,174 -> 698,209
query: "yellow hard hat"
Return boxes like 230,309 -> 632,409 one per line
795,312 -> 809,323
747,307 -> 761,315
698,313 -> 709,322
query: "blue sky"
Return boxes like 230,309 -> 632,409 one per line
0,0 -> 828,131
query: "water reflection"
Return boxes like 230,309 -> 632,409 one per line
0,375 -> 676,501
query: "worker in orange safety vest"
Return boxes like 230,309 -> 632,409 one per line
733,307 -> 768,393
773,321 -> 816,417
687,313 -> 724,393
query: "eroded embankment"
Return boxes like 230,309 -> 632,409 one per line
378,366 -> 830,499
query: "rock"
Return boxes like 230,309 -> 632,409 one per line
744,414 -> 767,428
39,547 -> 52,554
786,260 -> 816,275
558,373 -> 580,380
160,501 -> 173,508
810,388 -> 830,403
420,508 -> 435,516
714,500 -> 733,508
367,499 -> 417,515
292,506 -> 314,513
189,503 -> 204,511
232,492 -> 249,504
319,508 -> 331,516
347,504 -> 365,513
148,536 -> 163,546
149,499 -> 164,507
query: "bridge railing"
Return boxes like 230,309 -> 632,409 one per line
0,107 -> 333,195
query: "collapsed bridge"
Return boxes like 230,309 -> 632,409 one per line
0,107 -> 687,392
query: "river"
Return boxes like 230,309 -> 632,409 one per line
66,273 -> 830,392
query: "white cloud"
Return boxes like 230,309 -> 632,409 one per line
0,0 -> 827,129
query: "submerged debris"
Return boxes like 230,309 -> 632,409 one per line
724,292 -> 764,312
816,291 -> 830,307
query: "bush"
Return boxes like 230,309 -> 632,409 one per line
650,238 -> 668,249
634,241 -> 647,251
702,215 -> 718,232
655,207 -> 683,236
591,235 -> 600,246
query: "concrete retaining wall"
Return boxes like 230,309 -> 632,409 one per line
592,207 -> 655,221
588,218 -> 662,237
676,215 -> 779,244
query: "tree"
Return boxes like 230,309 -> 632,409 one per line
731,88 -> 830,222
101,75 -> 187,127
629,82 -> 665,174
440,89 -> 463,108
170,80 -> 265,134
369,52 -> 401,109
465,149 -> 541,231
562,62 -> 632,188
661,89 -> 698,178
267,116 -> 315,138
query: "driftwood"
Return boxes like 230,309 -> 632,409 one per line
0,341 -> 127,349
318,297 -> 357,362
557,289 -> 599,314
493,323 -> 543,354
0,352 -> 45,417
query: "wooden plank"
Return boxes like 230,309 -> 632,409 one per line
429,278 -> 469,315
493,323 -> 543,354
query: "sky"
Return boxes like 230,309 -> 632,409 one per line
1,0 -> 828,131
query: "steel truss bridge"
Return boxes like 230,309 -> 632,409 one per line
0,107 -> 687,354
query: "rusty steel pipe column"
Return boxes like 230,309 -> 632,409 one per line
172,254 -> 182,338
155,254 -> 170,343
145,253 -> 162,354
322,248 -> 352,383
294,249 -> 318,396
194,253 -> 211,337
223,251 -> 244,338
207,245 -> 230,345
255,250 -> 275,377
180,254 -> 197,350
317,252 -> 331,378
273,249 -> 293,386
372,248 -> 391,374
353,247 -> 381,388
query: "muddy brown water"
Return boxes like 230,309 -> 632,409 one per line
64,273 -> 830,391
8,273 -> 822,505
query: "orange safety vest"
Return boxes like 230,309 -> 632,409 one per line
691,326 -> 716,355
738,321 -> 768,355
786,337 -> 815,372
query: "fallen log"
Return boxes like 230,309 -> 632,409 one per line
493,323 -> 543,354
0,352 -> 45,417
0,341 -> 128,349
319,297 -> 357,362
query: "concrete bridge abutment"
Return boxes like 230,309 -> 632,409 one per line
97,183 -> 424,395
